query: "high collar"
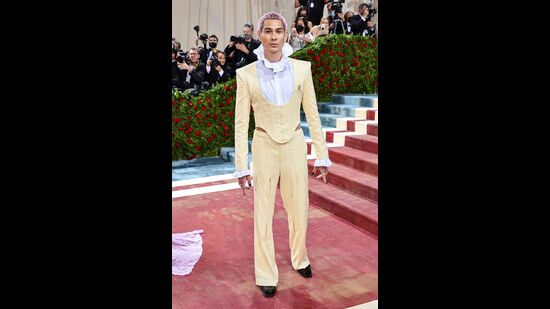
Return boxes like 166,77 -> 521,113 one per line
254,43 -> 293,73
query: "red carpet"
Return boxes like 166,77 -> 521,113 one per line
172,187 -> 378,308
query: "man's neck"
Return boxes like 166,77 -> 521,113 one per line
264,51 -> 283,63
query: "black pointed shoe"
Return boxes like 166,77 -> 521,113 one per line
260,286 -> 276,298
297,265 -> 312,278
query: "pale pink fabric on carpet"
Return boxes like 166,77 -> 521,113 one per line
172,229 -> 204,276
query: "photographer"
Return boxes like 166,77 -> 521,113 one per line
305,16 -> 330,42
288,16 -> 311,52
224,23 -> 261,69
172,48 -> 186,90
348,2 -> 377,36
327,1 -> 347,34
176,47 -> 206,94
365,20 -> 377,38
205,51 -> 234,86
199,34 -> 220,64
294,0 -> 329,27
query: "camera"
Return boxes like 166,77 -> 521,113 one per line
367,3 -> 377,19
295,24 -> 305,33
199,33 -> 208,41
209,54 -> 221,68
176,50 -> 188,64
329,0 -> 345,14
230,35 -> 246,44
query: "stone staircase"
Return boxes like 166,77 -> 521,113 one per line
303,94 -> 378,237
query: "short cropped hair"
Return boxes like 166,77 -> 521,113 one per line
257,11 -> 288,33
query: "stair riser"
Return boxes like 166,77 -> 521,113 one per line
345,138 -> 378,154
367,124 -> 378,136
329,150 -> 378,176
307,164 -> 378,202
308,190 -> 378,236
332,95 -> 378,107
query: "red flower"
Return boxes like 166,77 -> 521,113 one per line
207,122 -> 212,127
198,100 -> 202,104
187,138 -> 193,144
202,106 -> 206,111
307,50 -> 314,55
318,77 -> 323,83
207,137 -> 212,142
212,133 -> 217,139
224,86 -> 229,91
175,118 -> 181,123
172,99 -> 176,105
205,97 -> 211,103
194,107 -> 198,111
318,51 -> 323,56
224,132 -> 230,137
187,127 -> 193,133
224,125 -> 229,130
322,48 -> 327,53
179,127 -> 184,131
195,145 -> 201,151
196,113 -> 202,119
314,56 -> 321,62
175,142 -> 181,148
213,114 -> 219,120
188,154 -> 195,160
329,51 -> 334,56
228,111 -> 234,117
195,130 -> 202,137
196,120 -> 201,125
343,67 -> 349,73
372,40 -> 377,48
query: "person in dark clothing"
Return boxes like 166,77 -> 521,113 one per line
176,47 -> 206,93
172,48 -> 186,89
295,0 -> 328,26
348,3 -> 372,35
224,23 -> 261,69
205,51 -> 234,87
199,34 -> 221,64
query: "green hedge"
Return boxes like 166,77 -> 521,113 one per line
290,35 -> 377,102
172,35 -> 377,160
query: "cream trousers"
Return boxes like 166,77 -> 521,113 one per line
252,128 -> 310,287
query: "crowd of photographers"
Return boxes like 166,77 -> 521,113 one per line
172,0 -> 377,95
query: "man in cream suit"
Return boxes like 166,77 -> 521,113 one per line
233,11 -> 332,298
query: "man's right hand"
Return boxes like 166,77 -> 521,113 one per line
238,175 -> 253,195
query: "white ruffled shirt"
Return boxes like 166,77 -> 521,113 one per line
233,43 -> 332,178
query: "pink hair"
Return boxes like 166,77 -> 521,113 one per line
257,11 -> 288,33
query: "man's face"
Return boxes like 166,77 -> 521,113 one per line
217,53 -> 226,65
208,37 -> 218,45
359,6 -> 369,17
367,21 -> 374,28
243,26 -> 253,39
259,19 -> 287,55
188,49 -> 199,63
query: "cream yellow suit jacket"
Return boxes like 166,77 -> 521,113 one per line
234,58 -> 329,172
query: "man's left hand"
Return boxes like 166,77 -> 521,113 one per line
312,166 -> 329,184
